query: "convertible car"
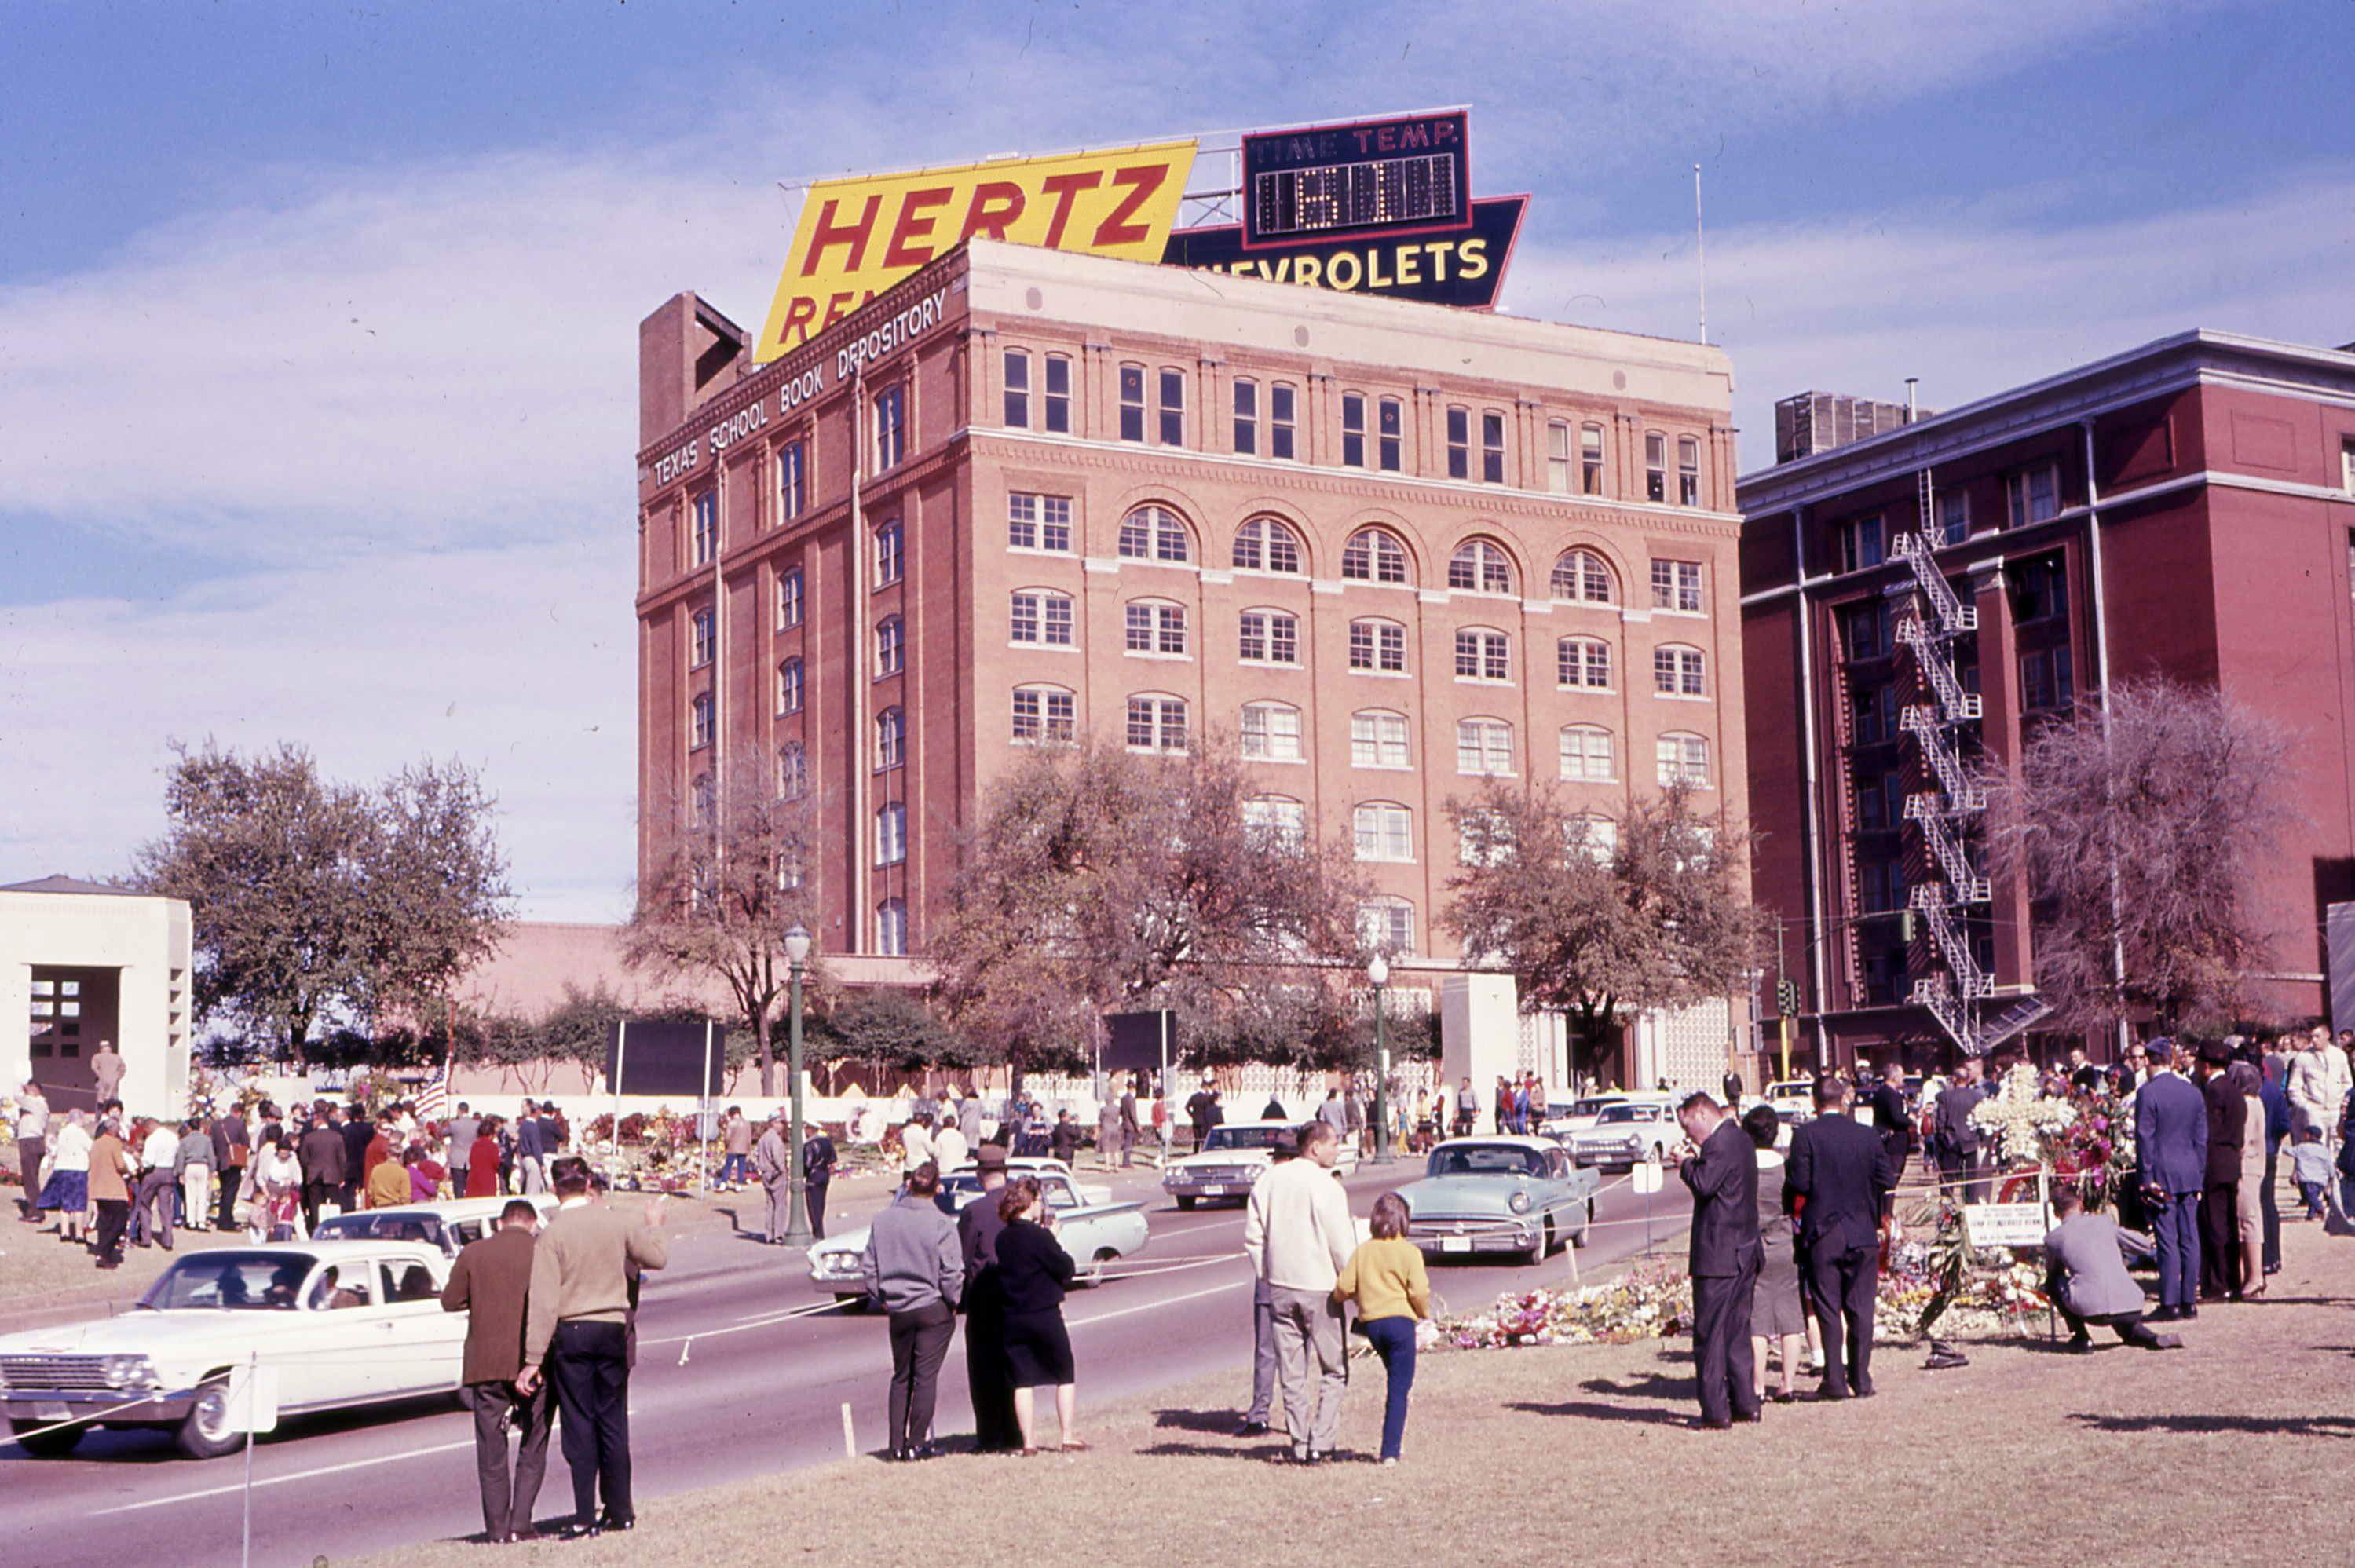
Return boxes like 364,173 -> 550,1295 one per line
1393,1136 -> 1600,1264
807,1167 -> 1149,1305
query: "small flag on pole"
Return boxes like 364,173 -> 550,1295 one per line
415,1052 -> 453,1120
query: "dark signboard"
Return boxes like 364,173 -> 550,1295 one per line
1103,1009 -> 1176,1075
1162,195 -> 1524,310
605,1019 -> 727,1098
1241,110 -> 1472,250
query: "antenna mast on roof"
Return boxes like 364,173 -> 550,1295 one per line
1694,163 -> 1707,346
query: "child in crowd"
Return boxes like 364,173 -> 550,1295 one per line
2288,1127 -> 2335,1219
1334,1192 -> 1432,1465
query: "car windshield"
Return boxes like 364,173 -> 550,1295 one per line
1571,1098 -> 1622,1117
1430,1146 -> 1546,1179
1596,1106 -> 1653,1125
139,1250 -> 313,1311
1203,1127 -> 1284,1152
313,1213 -> 448,1249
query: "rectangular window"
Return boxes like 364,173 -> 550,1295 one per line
1581,424 -> 1605,495
1044,354 -> 1072,433
2006,464 -> 2061,528
875,521 -> 903,585
1241,704 -> 1304,762
1244,798 -> 1308,847
1859,859 -> 1907,914
1011,687 -> 1077,744
777,659 -> 803,715
1840,599 -> 1892,660
1124,602 -> 1187,656
1351,712 -> 1409,769
876,618 -> 905,675
1271,384 -> 1296,460
1456,718 -> 1515,776
1355,804 -> 1414,862
1446,406 -> 1470,479
1232,378 -> 1257,455
2020,645 -> 2075,711
1655,734 -> 1710,788
777,568 -> 803,629
1007,492 -> 1074,552
1119,364 -> 1145,443
876,803 -> 907,867
1650,560 -> 1704,612
1850,683 -> 1896,745
1559,727 -> 1614,781
690,490 -> 717,566
1937,488 -> 1969,545
1547,422 -> 1572,493
1126,696 -> 1187,751
2013,555 -> 2068,624
876,901 -> 908,956
1359,899 -> 1415,952
1653,646 -> 1706,696
1839,515 -> 1888,574
778,441 -> 805,521
690,692 -> 714,750
1348,620 -> 1406,673
874,386 -> 905,471
1558,639 -> 1611,689
1004,349 -> 1030,428
1855,771 -> 1904,833
1009,592 -> 1073,645
1454,629 -> 1510,682
1677,436 -> 1701,506
1239,609 -> 1299,664
1482,411 -> 1505,484
689,606 -> 715,669
1157,367 -> 1185,445
1378,397 -> 1402,471
1644,432 -> 1667,502
1341,393 -> 1366,468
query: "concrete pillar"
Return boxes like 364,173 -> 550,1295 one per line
1441,971 -> 1519,1131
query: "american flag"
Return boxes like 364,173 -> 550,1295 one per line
414,1053 -> 453,1120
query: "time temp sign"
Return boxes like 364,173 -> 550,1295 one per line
1241,110 -> 1472,250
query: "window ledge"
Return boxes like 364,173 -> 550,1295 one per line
1351,762 -> 1414,772
1237,657 -> 1304,671
1243,754 -> 1309,766
1124,649 -> 1194,661
1009,641 -> 1081,652
1349,667 -> 1413,678
1653,691 -> 1713,702
1454,676 -> 1516,687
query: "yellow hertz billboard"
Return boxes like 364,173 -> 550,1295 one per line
755,141 -> 1196,361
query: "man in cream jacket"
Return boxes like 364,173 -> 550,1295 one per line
1242,1118 -> 1357,1463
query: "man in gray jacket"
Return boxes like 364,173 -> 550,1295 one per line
860,1160 -> 963,1460
2043,1186 -> 2184,1352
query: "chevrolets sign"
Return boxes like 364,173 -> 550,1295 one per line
755,141 -> 1197,360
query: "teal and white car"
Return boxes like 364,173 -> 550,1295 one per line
1395,1137 -> 1600,1265
808,1166 -> 1148,1306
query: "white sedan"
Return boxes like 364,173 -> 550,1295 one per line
0,1241 -> 465,1460
809,1168 -> 1148,1305
1160,1120 -> 1359,1209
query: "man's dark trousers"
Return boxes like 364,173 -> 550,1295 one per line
2260,1132 -> 2284,1274
548,1320 -> 633,1526
1807,1243 -> 1880,1396
964,1289 -> 1018,1452
16,1135 -> 44,1219
466,1380 -> 552,1541
2150,1190 -> 2200,1311
2044,1266 -> 2164,1349
885,1300 -> 956,1456
807,1179 -> 829,1241
2199,1180 -> 2240,1296
1690,1258 -> 1759,1425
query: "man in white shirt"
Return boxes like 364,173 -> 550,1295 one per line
932,1119 -> 968,1175
14,1083 -> 49,1222
2288,1029 -> 2336,1142
134,1119 -> 182,1249
2325,1030 -> 2354,1148
901,1115 -> 934,1175
1242,1118 -> 1356,1462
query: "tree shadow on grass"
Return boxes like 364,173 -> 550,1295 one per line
1135,1440 -> 1331,1461
2069,1413 -> 2355,1438
1507,1398 -> 1691,1427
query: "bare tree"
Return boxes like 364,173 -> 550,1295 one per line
929,736 -> 1369,1076
1443,780 -> 1764,1084
1984,677 -> 2292,1034
623,752 -> 822,1095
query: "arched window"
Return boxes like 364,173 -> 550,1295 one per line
690,692 -> 714,750
875,615 -> 905,676
1117,505 -> 1190,563
777,742 -> 806,800
1455,717 -> 1516,777
1447,539 -> 1515,594
1558,636 -> 1612,690
689,606 -> 715,669
1348,617 -> 1406,674
1566,813 -> 1619,863
1243,795 -> 1307,847
874,519 -> 904,586
876,898 -> 909,956
1010,588 -> 1074,647
1353,802 -> 1414,863
1232,517 -> 1304,573
1357,896 -> 1416,953
1351,710 -> 1410,769
1123,598 -> 1187,656
1126,693 -> 1189,752
1341,527 -> 1410,584
1457,806 -> 1516,867
777,657 -> 804,715
1241,701 -> 1304,762
875,707 -> 905,771
689,773 -> 715,828
1654,644 -> 1707,697
876,802 -> 907,867
1011,684 -> 1077,744
1657,733 -> 1712,788
1559,725 -> 1615,782
1454,627 -> 1511,682
1678,435 -> 1702,506
1551,549 -> 1616,604
777,567 -> 804,628
1238,608 -> 1300,664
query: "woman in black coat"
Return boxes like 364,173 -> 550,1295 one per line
994,1177 -> 1084,1454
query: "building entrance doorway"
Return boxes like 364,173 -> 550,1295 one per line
29,965 -> 120,1112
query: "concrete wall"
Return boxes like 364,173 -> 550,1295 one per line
1,890 -> 192,1115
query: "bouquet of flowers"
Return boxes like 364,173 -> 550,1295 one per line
1967,1063 -> 2076,1164
1439,1262 -> 1693,1349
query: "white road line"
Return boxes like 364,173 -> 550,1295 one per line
91,1438 -> 475,1516
1065,1277 -> 1247,1329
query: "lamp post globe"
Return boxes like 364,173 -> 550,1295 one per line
1369,954 -> 1393,1164
781,923 -> 815,1247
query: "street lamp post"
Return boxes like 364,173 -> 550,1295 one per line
1369,953 -> 1393,1165
781,923 -> 815,1248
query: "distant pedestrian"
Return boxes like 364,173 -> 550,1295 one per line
1096,1096 -> 1121,1171
804,1124 -> 837,1241
15,1081 -> 50,1222
1050,1109 -> 1082,1168
174,1117 -> 215,1234
1118,1080 -> 1140,1169
958,1091 -> 983,1150
752,1115 -> 792,1244
1334,1193 -> 1430,1466
901,1113 -> 935,1173
89,1040 -> 125,1106
1318,1088 -> 1348,1143
1786,1079 -> 1898,1400
466,1118 -> 503,1200
719,1108 -> 752,1189
996,1176 -> 1084,1454
2194,1041 -> 2247,1299
1933,1060 -> 1987,1204
1187,1086 -> 1216,1153
210,1102 -> 249,1230
443,1198 -> 553,1542
2290,1128 -> 2332,1219
1454,1077 -> 1477,1139
445,1102 -> 479,1197
516,1100 -> 550,1195
133,1117 -> 180,1249
933,1117 -> 969,1176
37,1108 -> 92,1245
249,1135 -> 302,1241
861,1160 -> 963,1461
1243,1118 -> 1354,1463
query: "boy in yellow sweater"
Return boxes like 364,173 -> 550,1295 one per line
1334,1193 -> 1432,1464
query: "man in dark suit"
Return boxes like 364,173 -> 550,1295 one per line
339,1102 -> 375,1215
2194,1040 -> 2247,1299
2134,1041 -> 2209,1321
1676,1092 -> 1761,1429
1933,1059 -> 1987,1203
803,1124 -> 837,1241
1787,1078 -> 1900,1399
297,1106 -> 347,1232
442,1199 -> 552,1542
1867,1064 -> 1912,1178
956,1144 -> 1020,1452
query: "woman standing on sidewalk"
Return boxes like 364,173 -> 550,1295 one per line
1334,1193 -> 1431,1465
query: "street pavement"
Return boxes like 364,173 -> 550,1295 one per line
2,1153 -> 1693,1566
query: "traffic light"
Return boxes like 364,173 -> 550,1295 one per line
1777,978 -> 1800,1017
1900,910 -> 1917,943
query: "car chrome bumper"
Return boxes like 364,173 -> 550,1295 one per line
5,1388 -> 196,1424
1408,1219 -> 1536,1253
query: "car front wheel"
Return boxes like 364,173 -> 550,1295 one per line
1523,1219 -> 1550,1266
9,1416 -> 86,1457
1175,1196 -> 1196,1212
175,1377 -> 242,1460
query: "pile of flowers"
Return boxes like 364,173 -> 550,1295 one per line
578,1106 -> 709,1194
1439,1262 -> 1692,1349
1967,1063 -> 2078,1164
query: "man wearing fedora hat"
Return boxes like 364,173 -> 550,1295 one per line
2194,1039 -> 2248,1300
957,1142 -> 1021,1452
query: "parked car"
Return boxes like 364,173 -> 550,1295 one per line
942,1157 -> 1110,1208
1393,1137 -> 1601,1264
310,1193 -> 557,1257
1159,1119 -> 1360,1209
808,1168 -> 1149,1306
0,1241 -> 465,1460
1538,1094 -> 1632,1141
1567,1100 -> 1682,1169
1764,1080 -> 1819,1122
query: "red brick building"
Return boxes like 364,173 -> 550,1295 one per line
634,240 -> 1747,1081
1738,331 -> 2355,1069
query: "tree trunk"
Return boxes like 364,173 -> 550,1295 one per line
754,996 -> 777,1098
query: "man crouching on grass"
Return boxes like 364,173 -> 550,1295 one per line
2042,1186 -> 2185,1353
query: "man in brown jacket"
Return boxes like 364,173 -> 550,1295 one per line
517,1157 -> 667,1539
441,1199 -> 551,1543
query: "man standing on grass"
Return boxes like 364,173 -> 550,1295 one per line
1933,1058 -> 1986,1204
1243,1118 -> 1355,1463
2136,1042 -> 2209,1322
1234,1127 -> 1297,1438
1677,1092 -> 1761,1429
446,1102 -> 479,1198
14,1082 -> 49,1222
1786,1079 -> 1898,1400
443,1198 -> 552,1543
958,1144 -> 1020,1453
2195,1040 -> 2247,1300
89,1040 -> 125,1108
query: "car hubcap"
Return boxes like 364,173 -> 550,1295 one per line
195,1385 -> 229,1443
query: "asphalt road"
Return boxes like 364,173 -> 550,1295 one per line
2,1158 -> 1693,1566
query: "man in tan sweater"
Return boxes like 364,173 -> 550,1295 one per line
517,1157 -> 667,1539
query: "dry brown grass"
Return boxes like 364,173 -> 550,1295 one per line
370,1223 -> 2355,1568
0,1219 -> 255,1305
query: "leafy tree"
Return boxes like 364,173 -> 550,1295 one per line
823,988 -> 975,1076
929,736 -> 1369,1076
1983,677 -> 2291,1035
366,760 -> 513,1029
1443,780 -> 1764,1085
623,751 -> 822,1095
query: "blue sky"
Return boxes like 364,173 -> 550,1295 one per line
3,0 -> 2348,920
